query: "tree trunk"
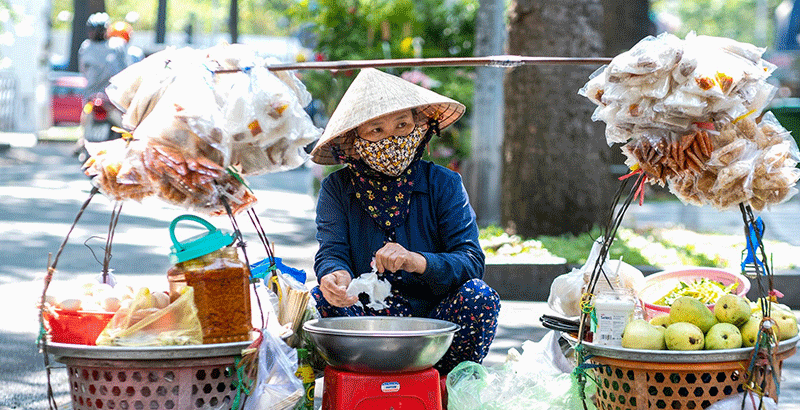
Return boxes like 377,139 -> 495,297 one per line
502,0 -> 614,237
602,0 -> 657,185
602,0 -> 655,56
229,0 -> 239,44
155,0 -> 168,44
67,0 -> 105,73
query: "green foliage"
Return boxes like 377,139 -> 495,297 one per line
651,0 -> 783,47
287,0 -> 478,110
481,226 -> 650,266
288,0 -> 478,166
478,225 -> 727,268
536,227 -> 651,267
50,0 -> 301,36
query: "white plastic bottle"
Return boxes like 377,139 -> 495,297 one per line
593,288 -> 637,347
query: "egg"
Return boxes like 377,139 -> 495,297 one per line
44,294 -> 58,307
58,298 -> 82,312
152,292 -> 170,309
101,296 -> 122,312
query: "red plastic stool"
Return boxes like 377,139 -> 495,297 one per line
322,366 -> 442,410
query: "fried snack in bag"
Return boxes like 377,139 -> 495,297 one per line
141,141 -> 256,216
83,139 -> 154,202
96,287 -> 203,346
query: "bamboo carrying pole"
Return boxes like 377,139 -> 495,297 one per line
213,55 -> 613,73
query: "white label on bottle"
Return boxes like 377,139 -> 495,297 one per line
595,311 -> 630,346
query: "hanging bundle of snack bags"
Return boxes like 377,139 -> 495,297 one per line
83,43 -> 323,215
580,32 -> 800,211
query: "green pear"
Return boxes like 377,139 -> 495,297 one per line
665,322 -> 705,351
773,309 -> 799,341
669,296 -> 717,333
621,319 -> 666,350
649,314 -> 671,328
704,323 -> 743,350
714,294 -> 752,327
740,315 -> 762,348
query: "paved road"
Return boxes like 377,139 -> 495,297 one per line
0,141 -> 798,409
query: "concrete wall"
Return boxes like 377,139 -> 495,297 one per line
485,263 -> 800,309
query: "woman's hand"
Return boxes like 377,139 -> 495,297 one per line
374,242 -> 427,274
319,270 -> 359,307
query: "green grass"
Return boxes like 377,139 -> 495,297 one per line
479,225 -> 720,268
535,227 -> 650,266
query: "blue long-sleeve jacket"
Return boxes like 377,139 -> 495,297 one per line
314,160 -> 485,317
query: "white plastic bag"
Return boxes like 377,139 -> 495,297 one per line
547,238 -> 644,317
547,268 -> 585,318
243,328 -> 304,410
346,263 -> 392,311
704,393 -> 777,410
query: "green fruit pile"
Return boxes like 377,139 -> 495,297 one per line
621,295 -> 799,351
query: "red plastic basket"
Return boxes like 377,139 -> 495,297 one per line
43,308 -> 115,345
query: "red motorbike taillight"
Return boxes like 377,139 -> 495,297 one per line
92,99 -> 108,121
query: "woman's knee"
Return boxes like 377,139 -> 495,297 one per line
458,278 -> 500,305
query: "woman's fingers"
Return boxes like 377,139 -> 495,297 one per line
375,243 -> 407,273
320,271 -> 358,307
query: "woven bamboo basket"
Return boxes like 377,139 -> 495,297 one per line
567,333 -> 799,410
49,341 -> 252,410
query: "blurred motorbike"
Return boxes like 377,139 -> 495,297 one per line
75,92 -> 123,162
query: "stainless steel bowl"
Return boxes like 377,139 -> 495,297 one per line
303,317 -> 459,373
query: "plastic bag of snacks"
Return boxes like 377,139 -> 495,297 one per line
88,43 -> 322,214
96,286 -> 203,346
108,43 -> 321,176
83,139 -> 153,202
580,32 -> 799,210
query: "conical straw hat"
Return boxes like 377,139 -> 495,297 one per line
310,68 -> 465,165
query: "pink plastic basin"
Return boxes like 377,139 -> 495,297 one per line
638,267 -> 750,320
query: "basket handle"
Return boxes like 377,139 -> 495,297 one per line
169,214 -> 219,250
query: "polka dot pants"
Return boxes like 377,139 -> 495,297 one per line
311,278 -> 500,374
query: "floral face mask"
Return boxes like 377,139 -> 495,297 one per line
353,127 -> 424,177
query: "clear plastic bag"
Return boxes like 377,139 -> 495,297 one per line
605,33 -> 683,84
109,43 -> 320,179
268,268 -> 311,348
113,48 -> 200,129
96,287 -> 203,346
653,90 -> 707,118
83,139 -> 154,202
446,331 -> 595,410
243,328 -> 304,410
106,47 -> 191,112
577,65 -> 607,106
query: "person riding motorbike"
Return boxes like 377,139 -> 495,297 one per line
75,13 -> 128,158
78,13 -> 128,102
107,20 -> 144,66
